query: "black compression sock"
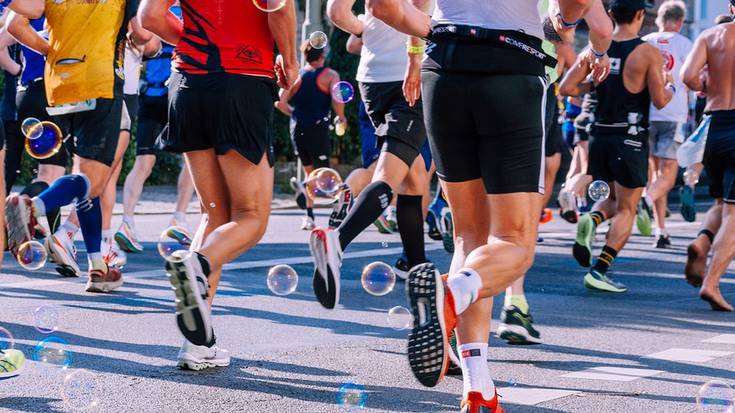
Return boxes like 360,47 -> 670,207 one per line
699,229 -> 715,244
590,211 -> 606,226
306,208 -> 315,220
337,181 -> 393,250
21,181 -> 60,232
592,245 -> 618,274
397,194 -> 427,267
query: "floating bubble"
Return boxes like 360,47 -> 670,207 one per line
157,226 -> 193,262
252,0 -> 286,12
267,264 -> 299,296
697,380 -> 735,413
332,81 -> 354,104
32,336 -> 72,370
16,240 -> 48,270
305,167 -> 343,201
62,370 -> 100,411
309,31 -> 328,49
386,306 -> 412,330
25,121 -> 63,160
588,180 -> 610,202
34,305 -> 60,334
0,327 -> 15,351
361,262 -> 396,296
21,117 -> 42,139
336,382 -> 368,408
209,202 -> 216,208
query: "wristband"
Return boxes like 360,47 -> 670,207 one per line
590,48 -> 607,59
407,45 -> 425,55
556,12 -> 582,28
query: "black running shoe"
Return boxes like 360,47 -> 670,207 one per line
497,305 -> 541,345
166,251 -> 213,346
679,186 -> 696,223
393,252 -> 410,280
654,235 -> 672,249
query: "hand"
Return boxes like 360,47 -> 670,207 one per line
663,69 -> 674,85
549,7 -> 576,44
333,115 -> 347,125
402,54 -> 422,107
583,49 -> 610,83
274,54 -> 299,90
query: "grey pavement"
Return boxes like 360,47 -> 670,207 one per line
0,199 -> 733,412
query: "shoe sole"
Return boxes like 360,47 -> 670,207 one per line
85,278 -> 123,293
46,237 -> 80,277
114,233 -> 143,254
440,213 -> 454,254
679,187 -> 697,223
497,324 -> 542,345
573,217 -> 594,267
5,196 -> 32,256
583,273 -> 627,293
166,260 -> 213,346
309,230 -> 340,309
373,218 -> 393,234
177,355 -> 230,371
407,263 -> 448,388
393,266 -> 409,280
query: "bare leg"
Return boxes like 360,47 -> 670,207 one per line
686,200 -> 723,286
700,202 -> 735,311
344,162 -> 377,198
174,161 -> 195,215
101,131 -> 130,231
543,153 -> 561,209
604,184 -> 643,251
35,165 -> 65,185
122,154 -> 156,218
0,149 -> 5,267
647,157 -> 678,234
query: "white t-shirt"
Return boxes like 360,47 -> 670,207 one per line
356,10 -> 408,83
642,31 -> 693,123
433,0 -> 543,40
123,45 -> 143,96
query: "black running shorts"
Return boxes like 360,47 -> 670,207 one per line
292,122 -> 331,168
121,94 -> 139,132
136,95 -> 167,156
56,97 -> 123,167
704,110 -> 735,204
588,128 -> 649,189
358,81 -> 426,167
166,72 -> 278,167
544,86 -> 564,157
422,71 -> 547,194
16,79 -> 69,167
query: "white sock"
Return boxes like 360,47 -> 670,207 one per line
173,212 -> 187,224
57,221 -> 79,239
31,197 -> 46,217
447,268 -> 482,315
102,229 -> 114,242
459,343 -> 495,400
123,215 -> 135,228
88,253 -> 106,271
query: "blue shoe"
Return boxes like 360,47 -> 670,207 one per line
679,186 -> 696,223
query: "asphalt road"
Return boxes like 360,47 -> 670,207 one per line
0,202 -> 733,412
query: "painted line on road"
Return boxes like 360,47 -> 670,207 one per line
643,348 -> 733,363
702,334 -> 735,344
497,387 -> 579,406
561,366 -> 664,382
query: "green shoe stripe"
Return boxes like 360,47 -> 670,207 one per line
584,273 -> 626,293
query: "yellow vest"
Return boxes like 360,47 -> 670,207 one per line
44,0 -> 128,106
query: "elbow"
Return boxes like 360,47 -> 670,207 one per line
559,83 -> 576,97
653,96 -> 671,110
24,5 -> 44,19
139,13 -> 158,33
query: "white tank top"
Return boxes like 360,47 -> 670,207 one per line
356,9 -> 408,84
123,45 -> 143,96
433,0 -> 544,40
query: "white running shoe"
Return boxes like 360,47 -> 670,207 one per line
45,230 -> 80,277
301,216 -> 316,231
102,238 -> 127,268
177,339 -> 230,371
166,250 -> 213,346
309,228 -> 343,309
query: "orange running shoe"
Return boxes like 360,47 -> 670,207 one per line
406,264 -> 457,387
460,391 -> 505,413
539,208 -> 553,224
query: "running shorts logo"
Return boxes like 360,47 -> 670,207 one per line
623,139 -> 642,148
499,36 -> 546,60
461,349 -> 481,358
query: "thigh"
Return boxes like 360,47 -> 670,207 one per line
614,135 -> 650,189
137,100 -> 166,156
184,149 -> 230,219
216,151 -> 273,216
443,179 -> 490,272
588,134 -> 614,183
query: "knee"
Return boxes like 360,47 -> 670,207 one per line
232,203 -> 270,238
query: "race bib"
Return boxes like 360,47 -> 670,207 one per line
46,99 -> 97,116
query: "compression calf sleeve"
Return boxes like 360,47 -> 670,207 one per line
337,181 -> 393,250
37,174 -> 90,215
397,194 -> 426,267
76,197 -> 103,256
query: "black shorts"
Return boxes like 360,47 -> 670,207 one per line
16,80 -> 69,167
422,70 -> 546,194
704,110 -> 735,204
544,87 -> 564,157
588,128 -> 649,189
0,118 -> 5,150
292,122 -> 330,168
121,94 -> 139,132
166,72 -> 277,167
56,97 -> 122,167
136,94 -> 167,156
358,81 -> 426,167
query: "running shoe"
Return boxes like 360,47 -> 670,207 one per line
301,216 -> 315,231
5,193 -> 37,256
329,185 -> 352,229
169,215 -> 188,229
446,328 -> 463,376
440,208 -> 455,254
384,206 -> 398,232
679,186 -> 696,223
636,199 -> 653,237
393,252 -> 410,280
426,210 -> 442,241
557,188 -> 578,224
290,177 -> 307,210
654,235 -> 672,249
114,221 -> 144,253
373,214 -> 394,234
539,208 -> 553,224
85,265 -> 123,293
309,228 -> 343,309
0,349 -> 25,379
165,250 -> 213,346
45,231 -> 80,277
572,213 -> 596,267
177,339 -> 230,371
460,391 -> 505,413
497,305 -> 542,345
407,263 -> 456,387
583,269 -> 627,293
33,223 -> 48,240
102,238 -> 127,268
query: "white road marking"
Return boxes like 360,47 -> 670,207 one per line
702,334 -> 735,344
561,366 -> 664,382
644,348 -> 733,363
497,387 -> 579,406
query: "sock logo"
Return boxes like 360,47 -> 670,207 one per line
459,270 -> 474,278
76,198 -> 93,213
378,193 -> 390,209
461,349 -> 482,358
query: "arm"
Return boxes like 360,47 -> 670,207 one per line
681,34 -> 708,92
269,0 -> 298,89
274,77 -> 300,117
559,53 -> 593,97
143,36 -> 162,58
129,16 -> 154,47
646,46 -> 674,110
0,28 -> 20,75
7,0 -> 43,19
139,0 -> 183,45
6,11 -> 48,55
581,0 -> 612,57
345,33 -> 362,55
326,0 -> 363,36
366,0 -> 431,38
403,0 -> 430,106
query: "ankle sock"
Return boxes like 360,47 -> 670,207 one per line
589,211 -> 606,226
505,293 -> 529,314
592,245 -> 618,274
306,208 -> 314,220
459,343 -> 495,400
447,267 -> 482,315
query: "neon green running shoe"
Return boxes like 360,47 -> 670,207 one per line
584,269 -> 627,293
636,199 -> 653,237
573,213 -> 596,267
0,349 -> 25,379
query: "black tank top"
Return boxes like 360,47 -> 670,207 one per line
290,67 -> 332,127
594,38 -> 650,131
